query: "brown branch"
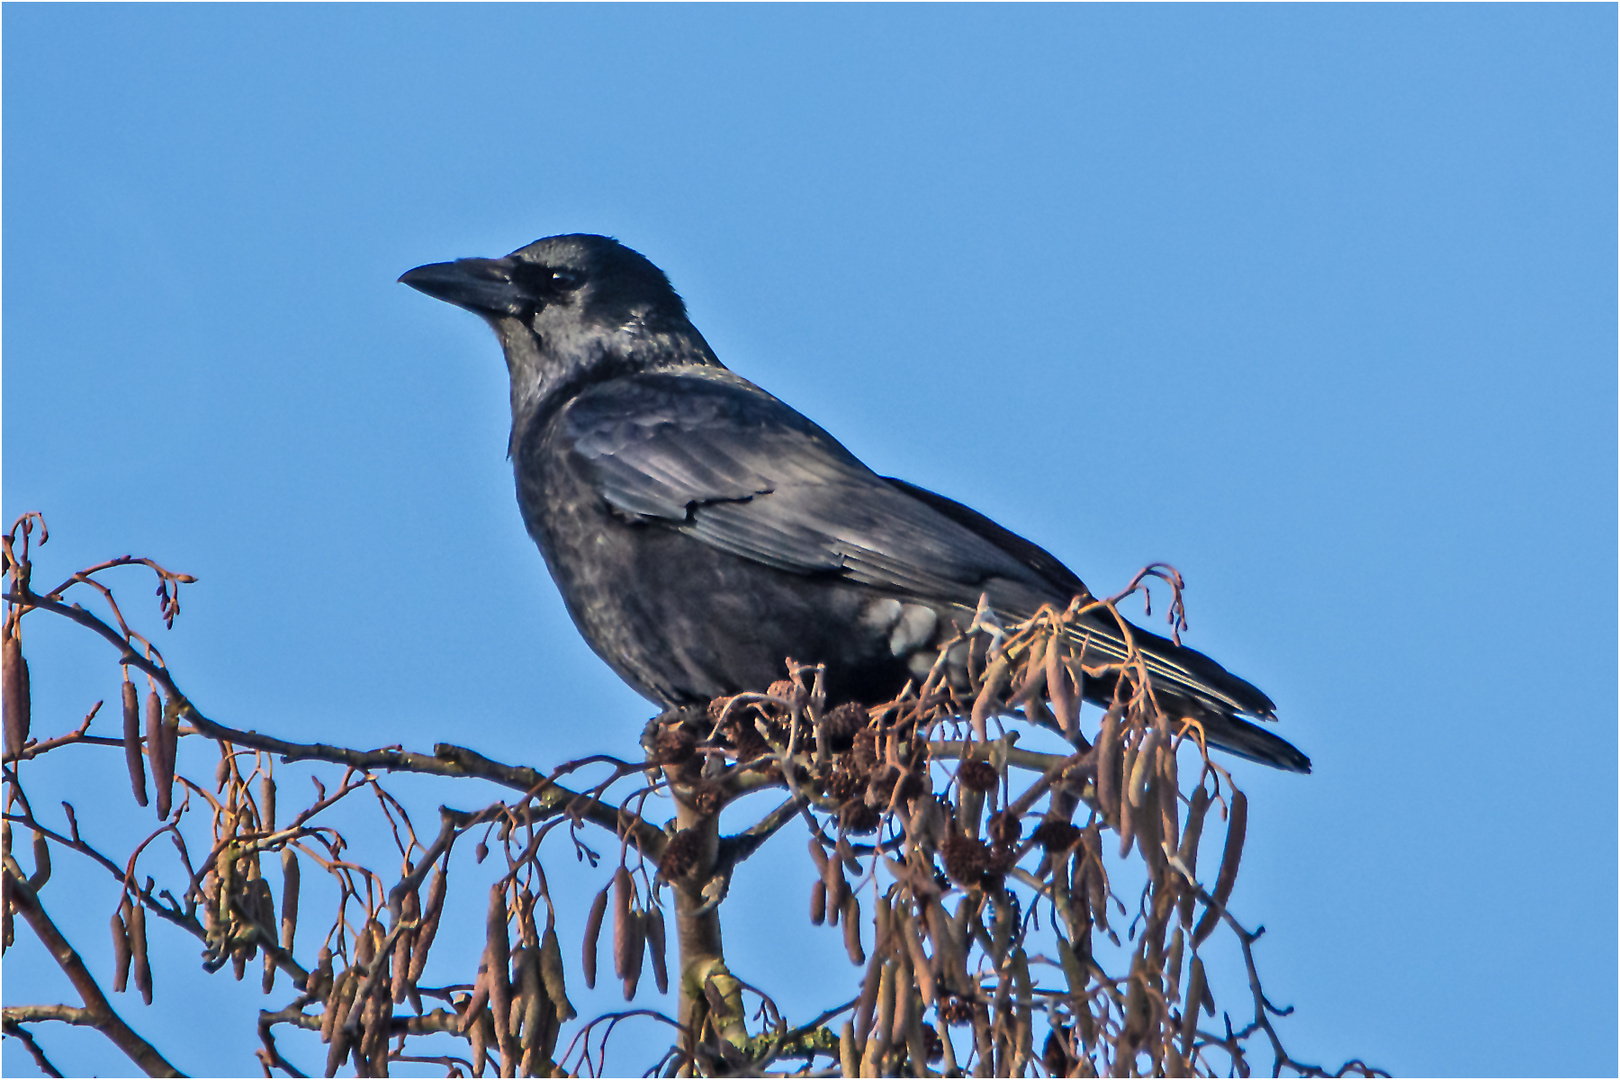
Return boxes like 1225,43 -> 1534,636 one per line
717,794 -> 803,872
930,738 -> 1079,776
5,589 -> 665,854
2,701 -> 119,765
1,1015 -> 66,1078
0,810 -> 216,956
5,1003 -> 99,1025
2,856 -> 184,1077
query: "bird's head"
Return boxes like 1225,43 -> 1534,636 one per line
401,234 -> 720,422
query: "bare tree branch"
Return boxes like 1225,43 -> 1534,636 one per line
2,857 -> 184,1077
1,1015 -> 66,1078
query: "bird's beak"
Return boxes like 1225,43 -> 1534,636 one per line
399,257 -> 529,318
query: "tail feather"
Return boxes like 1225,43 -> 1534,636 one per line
1059,615 -> 1310,774
1191,713 -> 1312,774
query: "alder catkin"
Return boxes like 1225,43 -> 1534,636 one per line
1192,790 -> 1247,947
899,909 -> 937,1006
2,633 -> 29,759
484,885 -> 513,1049
622,908 -> 646,1001
1046,639 -> 1077,739
324,972 -> 356,1074
841,891 -> 865,966
539,921 -> 578,1019
467,1009 -> 489,1078
1180,957 -> 1208,1054
822,851 -> 847,928
1127,729 -> 1157,807
853,946 -> 883,1046
253,875 -> 275,991
148,691 -> 173,820
279,848 -> 300,952
408,867 -> 446,985
28,831 -> 50,890
121,680 -> 147,807
306,947 -> 334,998
260,774 -> 276,832
355,917 -> 379,965
111,899 -> 133,992
1159,741 -> 1180,852
461,961 -> 490,1035
391,887 -> 418,1005
1176,786 -> 1211,928
611,866 -> 633,980
517,945 -> 546,1053
1166,927 -> 1186,1004
319,967 -> 346,1043
130,901 -> 153,1005
807,837 -> 829,874
810,879 -> 828,926
643,907 -> 668,997
1117,754 -> 1138,859
582,885 -> 609,989
1095,707 -> 1122,825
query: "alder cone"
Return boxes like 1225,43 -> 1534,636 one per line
958,758 -> 998,793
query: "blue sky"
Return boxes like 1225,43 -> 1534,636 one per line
3,5 -> 1615,1077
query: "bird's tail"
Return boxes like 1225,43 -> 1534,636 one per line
1179,711 -> 1312,774
1059,616 -> 1311,774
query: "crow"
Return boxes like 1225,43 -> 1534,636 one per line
401,235 -> 1308,772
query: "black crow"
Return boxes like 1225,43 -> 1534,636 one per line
401,235 -> 1308,772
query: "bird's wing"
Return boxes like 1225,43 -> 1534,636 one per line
559,370 -> 1292,755
882,477 -> 1280,723
559,370 -> 1055,607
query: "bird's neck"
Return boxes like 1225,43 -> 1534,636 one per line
501,320 -> 723,456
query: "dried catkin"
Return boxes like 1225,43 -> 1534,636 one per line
1192,791 -> 1247,946
582,885 -> 609,989
148,691 -> 173,820
643,907 -> 668,997
111,899 -> 133,992
28,832 -> 50,890
279,848 -> 300,954
2,633 -> 29,759
611,866 -> 633,980
1096,707 -> 1122,825
1176,786 -> 1211,928
539,920 -> 577,1019
130,902 -> 153,1005
121,680 -> 148,807
392,886 -> 419,1004
407,866 -> 446,985
622,908 -> 646,1000
842,891 -> 865,966
259,774 -> 276,832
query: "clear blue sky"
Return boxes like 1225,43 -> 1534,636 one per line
3,5 -> 1614,1077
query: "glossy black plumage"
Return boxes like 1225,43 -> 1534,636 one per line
402,234 -> 1309,773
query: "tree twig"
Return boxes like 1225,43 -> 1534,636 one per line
1,1015 -> 66,1078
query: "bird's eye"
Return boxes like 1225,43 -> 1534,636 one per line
550,269 -> 584,291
